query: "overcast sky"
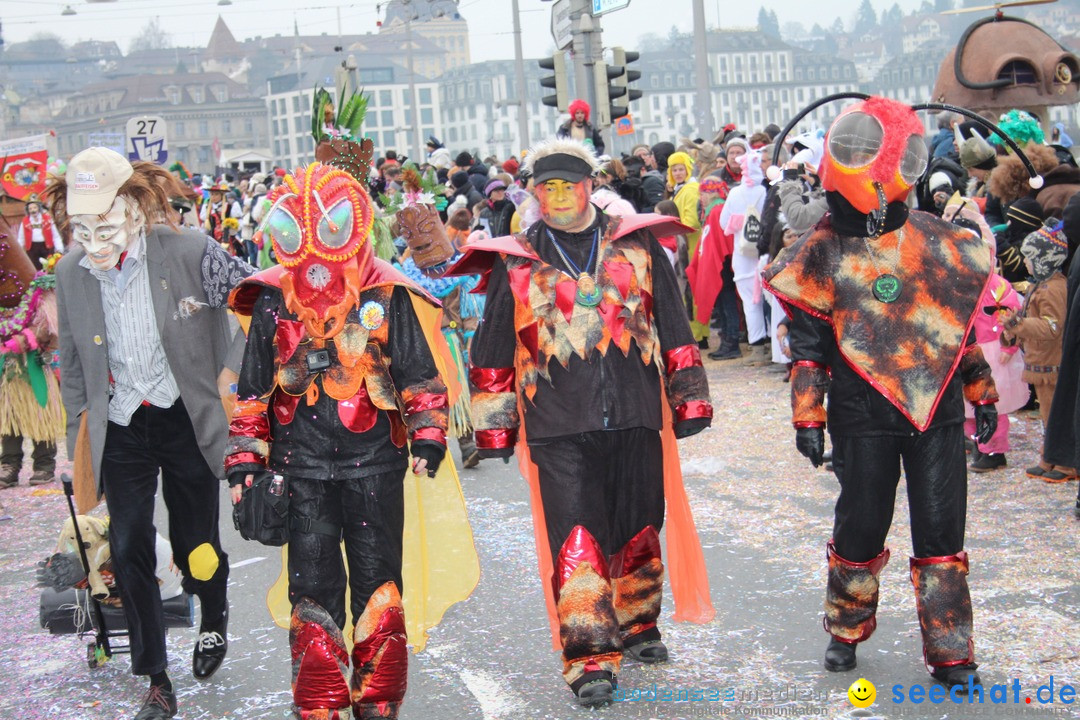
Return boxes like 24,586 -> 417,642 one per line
6,0 -> 932,60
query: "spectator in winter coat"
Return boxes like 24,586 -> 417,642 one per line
455,152 -> 492,197
555,99 -> 605,156
426,136 -> 452,170
1001,224 -> 1075,482
624,156 -> 666,212
451,170 -> 484,208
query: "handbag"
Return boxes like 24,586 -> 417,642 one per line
232,472 -> 289,546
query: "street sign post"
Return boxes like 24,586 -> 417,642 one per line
125,115 -> 168,165
591,0 -> 630,16
550,0 -> 573,50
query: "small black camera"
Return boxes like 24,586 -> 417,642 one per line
306,349 -> 331,373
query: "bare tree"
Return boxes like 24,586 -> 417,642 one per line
128,17 -> 173,54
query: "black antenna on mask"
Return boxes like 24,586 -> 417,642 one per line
911,102 -> 1042,188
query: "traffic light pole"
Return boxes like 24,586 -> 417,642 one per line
570,0 -> 602,125
511,0 -> 530,151
692,0 -> 715,139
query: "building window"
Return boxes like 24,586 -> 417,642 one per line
449,127 -> 458,143
199,120 -> 209,137
216,87 -> 227,102
175,121 -> 185,138
191,86 -> 204,103
169,88 -> 180,105
381,110 -> 394,127
380,90 -> 392,106
272,119 -> 280,135
245,118 -> 253,134
294,116 -> 304,133
421,108 -> 434,124
223,119 -> 231,134
419,87 -> 432,104
383,130 -> 396,148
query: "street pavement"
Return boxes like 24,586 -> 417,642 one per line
1,357 -> 1078,720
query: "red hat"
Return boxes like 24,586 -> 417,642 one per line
502,158 -> 520,175
274,167 -> 287,177
568,99 -> 590,121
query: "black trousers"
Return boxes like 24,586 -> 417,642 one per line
101,400 -> 229,676
831,423 -> 967,563
287,470 -> 406,631
529,427 -> 665,562
1,434 -> 56,473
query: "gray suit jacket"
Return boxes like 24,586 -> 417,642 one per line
56,225 -> 252,489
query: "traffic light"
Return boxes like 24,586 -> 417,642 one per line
610,47 -> 643,120
594,61 -> 625,128
539,53 -> 569,112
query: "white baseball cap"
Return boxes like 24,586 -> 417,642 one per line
65,147 -> 134,215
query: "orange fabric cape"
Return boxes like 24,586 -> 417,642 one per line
450,216 -> 715,650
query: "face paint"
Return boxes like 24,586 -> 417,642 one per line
536,179 -> 590,228
70,196 -> 139,271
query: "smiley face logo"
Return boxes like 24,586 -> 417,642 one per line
848,678 -> 876,708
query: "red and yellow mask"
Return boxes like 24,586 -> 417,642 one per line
259,163 -> 375,341
535,178 -> 591,229
819,97 -> 929,215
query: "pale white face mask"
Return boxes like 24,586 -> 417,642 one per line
70,196 -> 142,271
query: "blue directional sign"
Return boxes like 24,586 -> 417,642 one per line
592,0 -> 630,16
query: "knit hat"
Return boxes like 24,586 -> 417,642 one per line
928,171 -> 954,194
455,151 -> 473,167
451,171 -> 470,189
502,158 -> 520,176
484,179 -> 506,196
1006,198 -> 1045,237
724,138 -> 751,157
1021,221 -> 1068,281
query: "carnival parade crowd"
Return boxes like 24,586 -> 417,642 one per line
3,91 -> 1080,720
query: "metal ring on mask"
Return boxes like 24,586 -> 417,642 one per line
910,102 -> 1042,188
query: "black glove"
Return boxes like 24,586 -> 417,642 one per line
973,404 -> 998,446
674,417 -> 711,439
411,440 -> 446,478
795,426 -> 825,467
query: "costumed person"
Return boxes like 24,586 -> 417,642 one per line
21,194 -> 60,269
0,239 -> 63,489
448,139 -> 714,707
762,95 -> 1029,689
686,177 -> 740,361
392,167 -> 487,469
1001,223 -> 1076,482
48,147 -> 253,720
719,149 -> 770,366
939,193 -> 1027,473
226,127 -> 477,719
201,182 -> 244,256
555,99 -> 605,157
